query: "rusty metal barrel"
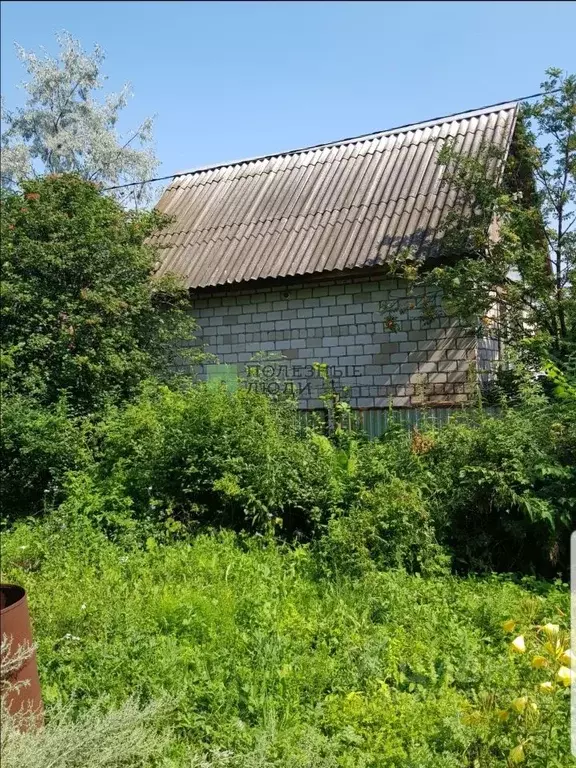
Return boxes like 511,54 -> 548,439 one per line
0,584 -> 44,727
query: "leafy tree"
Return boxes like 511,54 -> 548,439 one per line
398,69 -> 575,371
0,174 -> 200,412
0,32 -> 157,205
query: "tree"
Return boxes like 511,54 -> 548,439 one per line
0,32 -> 158,205
0,174 -> 200,413
398,69 -> 575,373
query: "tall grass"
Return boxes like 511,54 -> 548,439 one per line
1,519 -> 570,767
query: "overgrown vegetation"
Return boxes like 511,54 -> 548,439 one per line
1,523 -> 571,767
3,379 -> 573,577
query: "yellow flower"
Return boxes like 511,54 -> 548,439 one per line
531,655 -> 547,669
544,639 -> 562,658
509,744 -> 525,764
510,635 -> 526,654
556,666 -> 573,687
541,623 -> 560,638
529,701 -> 538,713
560,648 -> 574,668
511,696 -> 528,714
539,681 -> 554,694
502,619 -> 516,633
497,709 -> 509,721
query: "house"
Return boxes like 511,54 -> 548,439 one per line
152,102 -> 519,413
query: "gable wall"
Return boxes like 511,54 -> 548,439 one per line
182,272 -> 478,409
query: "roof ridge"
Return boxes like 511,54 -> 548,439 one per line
173,101 -> 518,179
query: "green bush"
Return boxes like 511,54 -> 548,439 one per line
3,375 -> 574,577
424,400 -> 576,577
65,383 -> 344,537
318,476 -> 447,577
0,395 -> 91,520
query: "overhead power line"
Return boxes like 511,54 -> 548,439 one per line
102,88 -> 561,193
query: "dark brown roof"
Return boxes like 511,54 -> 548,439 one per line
153,103 -> 518,289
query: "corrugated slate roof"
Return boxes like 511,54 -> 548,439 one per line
152,103 -> 518,289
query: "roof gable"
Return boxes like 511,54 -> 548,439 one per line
153,103 -> 518,289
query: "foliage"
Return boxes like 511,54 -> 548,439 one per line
1,32 -> 158,206
315,384 -> 575,579
1,695 -> 167,768
460,618 -> 572,767
0,394 -> 91,520
63,383 -> 344,538
1,175 -> 200,412
394,68 -> 575,370
0,626 -> 167,768
0,521 -> 571,767
317,476 -> 448,577
423,396 -> 576,577
3,372 -> 573,576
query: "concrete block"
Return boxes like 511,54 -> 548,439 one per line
418,361 -> 440,373
406,350 -> 428,363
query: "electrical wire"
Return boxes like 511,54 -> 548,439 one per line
102,88 -> 561,192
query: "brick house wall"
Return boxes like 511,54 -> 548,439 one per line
185,270 -> 479,410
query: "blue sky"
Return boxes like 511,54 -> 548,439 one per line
1,1 -> 575,180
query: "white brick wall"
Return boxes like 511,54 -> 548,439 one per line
185,272 -> 478,409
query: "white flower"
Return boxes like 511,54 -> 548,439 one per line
510,635 -> 526,654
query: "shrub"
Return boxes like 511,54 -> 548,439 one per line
424,399 -> 576,577
461,615 -> 572,767
318,477 -> 447,577
66,383 -> 344,537
0,395 -> 91,520
1,697 -> 167,768
0,623 -> 167,768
